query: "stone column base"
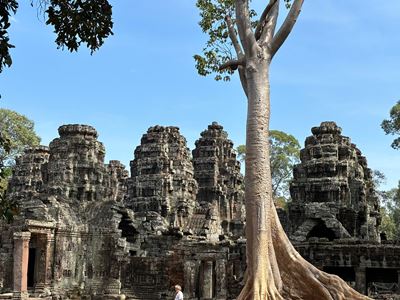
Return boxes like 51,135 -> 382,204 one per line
12,291 -> 28,300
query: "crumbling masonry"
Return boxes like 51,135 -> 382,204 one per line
0,121 -> 399,299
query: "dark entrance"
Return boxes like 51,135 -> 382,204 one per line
307,221 -> 336,241
366,268 -> 399,295
27,248 -> 36,288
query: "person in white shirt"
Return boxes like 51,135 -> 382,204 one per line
174,284 -> 183,300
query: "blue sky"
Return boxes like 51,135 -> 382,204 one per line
0,0 -> 399,190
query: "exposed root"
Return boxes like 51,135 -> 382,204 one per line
271,201 -> 371,300
236,200 -> 372,300
237,276 -> 284,300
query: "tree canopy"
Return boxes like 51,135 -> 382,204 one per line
0,0 -> 113,73
0,108 -> 41,167
373,171 -> 400,241
381,100 -> 400,149
0,108 -> 40,221
195,0 -> 367,299
0,129 -> 14,222
380,181 -> 400,240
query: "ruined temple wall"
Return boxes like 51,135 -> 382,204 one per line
0,122 -> 247,299
288,122 -> 381,242
51,231 -> 85,295
3,121 -> 400,299
192,122 -> 245,240
120,257 -> 171,299
48,229 -> 125,298
126,126 -> 198,228
47,125 -> 107,202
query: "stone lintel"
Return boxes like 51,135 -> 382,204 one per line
25,220 -> 56,229
13,232 -> 31,241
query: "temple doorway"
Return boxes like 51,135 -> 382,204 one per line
27,248 -> 36,288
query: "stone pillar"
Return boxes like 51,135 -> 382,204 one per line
13,232 -> 31,300
34,233 -> 54,292
44,233 -> 54,287
355,267 -> 366,295
215,259 -> 227,299
201,261 -> 213,299
184,261 -> 197,299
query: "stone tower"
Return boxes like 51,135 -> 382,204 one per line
7,146 -> 50,218
46,124 -> 107,202
125,126 -> 198,228
289,121 -> 380,242
192,122 -> 245,238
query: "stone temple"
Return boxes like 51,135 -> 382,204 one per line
0,121 -> 399,300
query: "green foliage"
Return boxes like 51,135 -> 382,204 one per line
236,144 -> 246,161
194,0 -> 235,81
275,196 -> 288,210
380,207 -> 396,240
0,130 -> 10,175
0,0 -> 113,74
381,100 -> 400,149
380,182 -> 400,240
194,0 -> 293,81
0,0 -> 18,72
0,108 -> 40,166
269,130 -> 300,198
0,128 -> 17,222
0,108 -> 39,222
373,169 -> 386,188
236,130 -> 300,200
46,0 -> 113,53
194,0 -> 257,81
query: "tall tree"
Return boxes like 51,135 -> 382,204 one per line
380,181 -> 400,240
0,108 -> 40,221
0,108 -> 41,166
237,130 -> 300,201
381,100 -> 400,149
196,1 -> 368,299
0,129 -> 14,222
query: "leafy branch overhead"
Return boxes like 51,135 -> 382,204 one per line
46,0 -> 113,53
0,0 -> 113,73
0,0 -> 18,72
194,0 -> 297,82
381,100 -> 400,149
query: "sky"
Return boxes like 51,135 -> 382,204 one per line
0,0 -> 399,190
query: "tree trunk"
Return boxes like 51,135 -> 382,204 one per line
237,57 -> 370,300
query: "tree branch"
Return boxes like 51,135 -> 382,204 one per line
225,15 -> 244,59
219,58 -> 245,71
270,0 -> 304,58
235,0 -> 257,56
254,0 -> 278,40
238,66 -> 248,98
258,0 -> 279,46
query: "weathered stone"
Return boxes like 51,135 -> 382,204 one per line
1,121 -> 399,300
192,122 -> 245,241
289,121 -> 381,242
125,126 -> 197,229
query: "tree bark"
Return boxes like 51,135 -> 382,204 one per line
236,57 -> 371,300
